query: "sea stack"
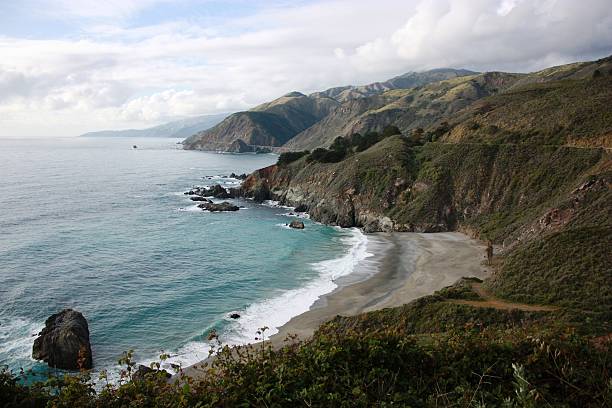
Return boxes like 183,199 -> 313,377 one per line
32,309 -> 93,370
289,220 -> 305,229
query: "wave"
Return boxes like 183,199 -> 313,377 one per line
0,318 -> 41,369
146,228 -> 372,371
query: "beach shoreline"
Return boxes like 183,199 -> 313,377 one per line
183,231 -> 489,378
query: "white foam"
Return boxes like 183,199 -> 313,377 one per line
135,228 -> 371,374
0,318 -> 41,367
177,204 -> 202,212
222,228 -> 371,344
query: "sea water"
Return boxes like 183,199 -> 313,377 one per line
0,137 -> 369,378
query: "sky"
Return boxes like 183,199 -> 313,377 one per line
0,0 -> 611,138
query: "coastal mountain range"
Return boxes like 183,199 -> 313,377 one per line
181,68 -> 476,152
182,58 -> 612,152
80,113 -> 228,139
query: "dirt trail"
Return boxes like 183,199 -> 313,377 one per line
447,282 -> 559,312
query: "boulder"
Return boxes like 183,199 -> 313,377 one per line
198,202 -> 240,212
289,220 -> 305,229
32,309 -> 92,370
190,196 -> 211,202
132,364 -> 171,382
229,313 -> 241,319
210,184 -> 233,199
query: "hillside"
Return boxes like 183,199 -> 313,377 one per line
309,68 -> 476,102
182,69 -> 475,152
181,92 -> 339,151
284,71 -> 521,151
285,56 -> 612,151
80,113 -> 228,138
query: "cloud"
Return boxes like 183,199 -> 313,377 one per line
0,0 -> 611,137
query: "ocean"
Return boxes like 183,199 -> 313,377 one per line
0,137 -> 369,378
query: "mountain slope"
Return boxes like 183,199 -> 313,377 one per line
285,72 -> 518,151
181,92 -> 339,151
80,113 -> 228,138
182,69 -> 476,152
285,56 -> 612,151
309,68 -> 476,102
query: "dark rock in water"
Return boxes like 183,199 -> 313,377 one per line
230,173 -> 248,180
198,201 -> 240,212
210,184 -> 233,199
32,309 -> 92,370
294,204 -> 308,212
185,185 -> 233,199
289,220 -> 305,229
190,196 -> 211,202
229,313 -> 241,319
132,364 -> 171,382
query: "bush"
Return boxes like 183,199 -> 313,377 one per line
277,150 -> 309,166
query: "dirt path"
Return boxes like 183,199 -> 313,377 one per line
447,282 -> 559,312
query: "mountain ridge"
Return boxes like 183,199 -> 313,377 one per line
80,113 -> 229,138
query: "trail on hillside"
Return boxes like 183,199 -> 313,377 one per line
447,282 -> 559,312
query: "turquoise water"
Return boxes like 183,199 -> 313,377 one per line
0,137 -> 367,377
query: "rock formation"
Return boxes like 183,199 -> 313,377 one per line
289,220 -> 305,229
32,309 -> 92,370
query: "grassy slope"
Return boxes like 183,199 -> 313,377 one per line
443,75 -> 612,147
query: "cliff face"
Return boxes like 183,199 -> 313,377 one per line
241,136 -> 611,241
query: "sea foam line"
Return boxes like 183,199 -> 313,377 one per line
150,228 -> 372,371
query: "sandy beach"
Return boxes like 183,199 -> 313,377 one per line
184,231 -> 489,378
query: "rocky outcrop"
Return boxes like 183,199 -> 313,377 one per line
32,309 -> 92,370
289,220 -> 305,229
198,202 -> 239,212
190,196 -> 211,202
227,139 -> 253,153
186,185 -> 233,199
294,204 -> 308,212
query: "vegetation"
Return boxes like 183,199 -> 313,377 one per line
277,150 -> 310,166
304,126 -> 404,164
3,282 -> 610,407
489,226 -> 612,326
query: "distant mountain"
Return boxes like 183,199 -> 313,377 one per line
182,69 -> 476,152
80,113 -> 229,138
182,92 -> 339,151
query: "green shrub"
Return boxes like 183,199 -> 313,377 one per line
277,150 -> 309,166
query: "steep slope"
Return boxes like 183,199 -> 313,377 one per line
285,72 -> 521,151
80,113 -> 228,138
441,72 -> 612,148
182,92 -> 339,151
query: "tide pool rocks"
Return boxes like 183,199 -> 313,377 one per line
32,309 -> 93,370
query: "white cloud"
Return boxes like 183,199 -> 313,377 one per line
0,0 -> 611,137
